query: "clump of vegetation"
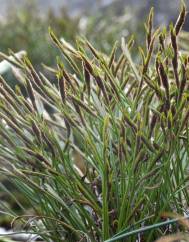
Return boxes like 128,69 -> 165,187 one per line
0,4 -> 189,242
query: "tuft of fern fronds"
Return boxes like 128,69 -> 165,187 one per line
0,4 -> 189,242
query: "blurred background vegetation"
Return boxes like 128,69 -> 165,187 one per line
0,0 -> 188,71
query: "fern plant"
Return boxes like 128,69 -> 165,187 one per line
0,4 -> 189,242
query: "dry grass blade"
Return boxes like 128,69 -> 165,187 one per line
155,233 -> 188,242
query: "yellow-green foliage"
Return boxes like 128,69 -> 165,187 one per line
0,4 -> 189,242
